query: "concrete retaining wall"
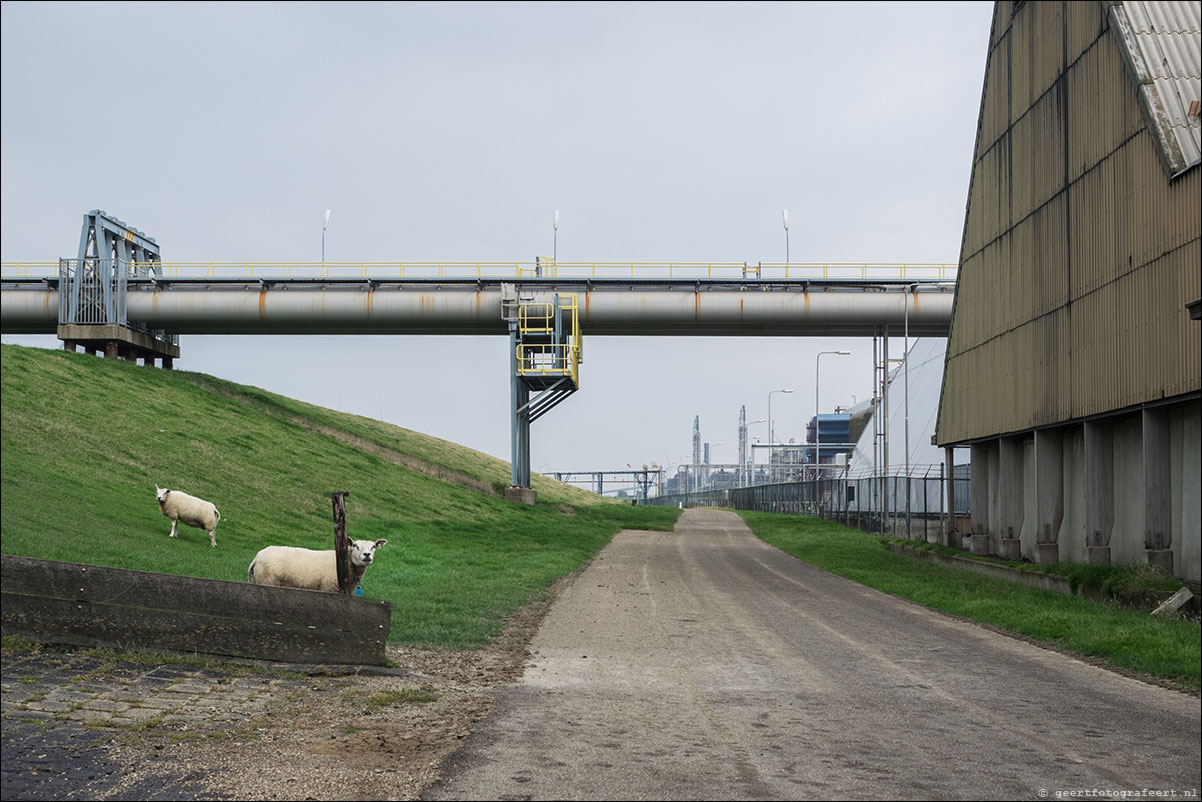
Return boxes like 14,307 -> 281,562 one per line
0,555 -> 392,665
888,543 -> 1071,594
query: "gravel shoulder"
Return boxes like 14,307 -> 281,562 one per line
1,579 -> 560,801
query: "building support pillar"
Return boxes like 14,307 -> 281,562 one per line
1084,420 -> 1115,565
944,445 -> 957,546
998,436 -> 1023,560
1035,428 -> 1063,565
1143,407 -> 1172,574
970,441 -> 991,554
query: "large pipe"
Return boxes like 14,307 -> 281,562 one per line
1,282 -> 954,337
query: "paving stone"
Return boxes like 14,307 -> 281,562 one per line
46,690 -> 99,703
0,644 -> 347,800
25,700 -> 72,713
131,697 -> 185,710
82,699 -> 131,713
117,706 -> 167,723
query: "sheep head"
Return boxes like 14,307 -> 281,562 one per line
349,538 -> 388,568
155,485 -> 168,505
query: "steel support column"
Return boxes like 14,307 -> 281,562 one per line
509,323 -> 531,490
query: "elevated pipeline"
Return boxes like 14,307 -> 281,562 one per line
0,278 -> 954,337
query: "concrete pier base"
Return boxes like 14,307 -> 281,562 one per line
58,324 -> 179,368
1088,546 -> 1111,566
1146,549 -> 1174,575
998,538 -> 1022,561
1035,543 -> 1059,565
504,487 -> 538,505
970,534 -> 991,556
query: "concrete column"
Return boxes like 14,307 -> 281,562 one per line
1084,420 -> 1114,565
505,323 -> 536,504
104,341 -> 119,359
998,436 -> 1024,560
62,341 -> 77,353
970,442 -> 991,554
1035,428 -> 1064,564
1143,407 -> 1172,573
945,446 -> 957,546
163,355 -> 174,370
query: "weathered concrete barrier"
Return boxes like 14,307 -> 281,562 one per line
887,543 -> 1071,594
1,554 -> 391,665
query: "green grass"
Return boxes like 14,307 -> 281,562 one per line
0,343 -> 680,649
882,536 -> 1188,601
358,687 -> 441,709
737,511 -> 1201,691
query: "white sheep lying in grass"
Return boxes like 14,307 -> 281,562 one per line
155,485 -> 221,548
247,539 -> 388,593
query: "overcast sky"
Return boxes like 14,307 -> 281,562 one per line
1,1 -> 994,489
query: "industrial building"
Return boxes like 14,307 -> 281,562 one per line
935,1 -> 1201,581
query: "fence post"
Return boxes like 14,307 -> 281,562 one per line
331,491 -> 352,594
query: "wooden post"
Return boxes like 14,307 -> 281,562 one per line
331,492 -> 352,594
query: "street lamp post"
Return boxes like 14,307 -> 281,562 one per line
815,351 -> 850,484
768,389 -> 792,483
322,209 -> 331,265
553,210 -> 559,264
782,209 -> 790,265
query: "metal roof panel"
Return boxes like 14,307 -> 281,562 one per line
1111,1 -> 1202,172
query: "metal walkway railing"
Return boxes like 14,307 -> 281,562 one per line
2,261 -> 957,281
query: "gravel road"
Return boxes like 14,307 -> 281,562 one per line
424,508 -> 1202,801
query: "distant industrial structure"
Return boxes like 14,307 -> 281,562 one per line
668,404 -> 868,495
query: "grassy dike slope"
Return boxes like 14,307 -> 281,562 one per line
0,344 -> 679,648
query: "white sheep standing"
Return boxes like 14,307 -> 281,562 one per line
247,539 -> 388,593
155,485 -> 221,548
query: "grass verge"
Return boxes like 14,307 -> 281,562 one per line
737,511 -> 1201,692
881,536 -> 1193,604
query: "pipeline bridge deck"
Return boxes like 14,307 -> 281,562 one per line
0,262 -> 956,338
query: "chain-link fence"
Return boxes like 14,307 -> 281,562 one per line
650,467 -> 971,542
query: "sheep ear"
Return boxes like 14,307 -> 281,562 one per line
375,539 -> 387,548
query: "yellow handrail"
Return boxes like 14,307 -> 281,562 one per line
515,293 -> 581,387
2,261 -> 957,281
0,262 -> 58,277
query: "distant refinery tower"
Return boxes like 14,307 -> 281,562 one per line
692,416 -> 701,492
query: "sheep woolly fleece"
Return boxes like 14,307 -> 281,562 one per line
247,539 -> 388,593
155,485 -> 221,548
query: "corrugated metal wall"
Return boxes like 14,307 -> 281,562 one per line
939,0 -> 1201,445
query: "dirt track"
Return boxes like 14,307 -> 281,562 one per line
424,509 -> 1202,801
